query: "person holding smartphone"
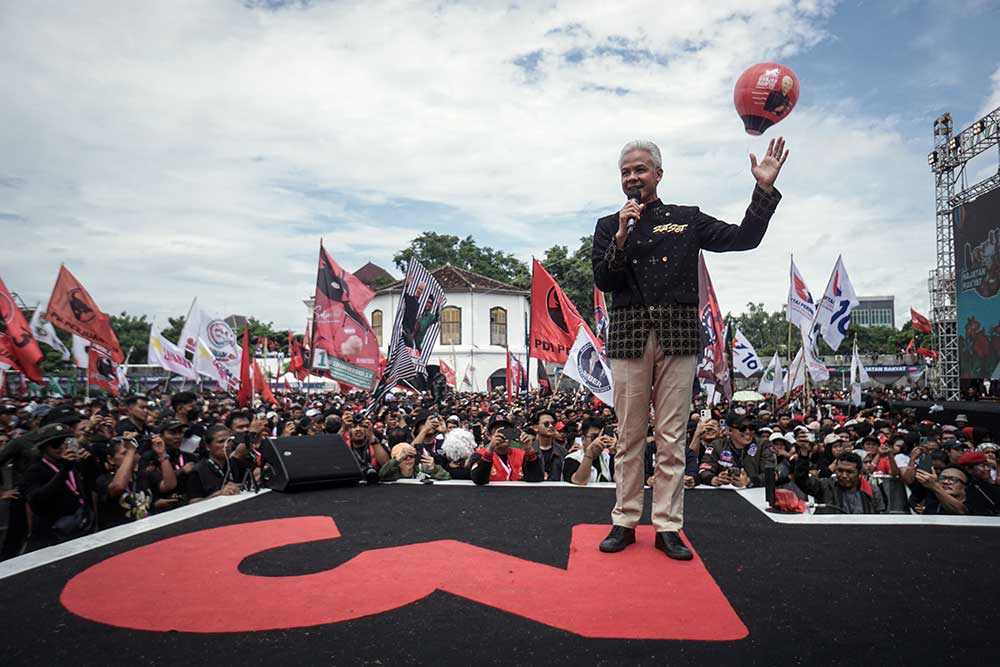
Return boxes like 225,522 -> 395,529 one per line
468,416 -> 543,485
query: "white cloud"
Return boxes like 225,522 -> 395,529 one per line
0,0 -> 959,331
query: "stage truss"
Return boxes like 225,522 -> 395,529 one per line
927,106 -> 1000,399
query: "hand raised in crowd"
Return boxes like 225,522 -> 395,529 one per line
915,469 -> 938,490
908,447 -> 923,467
584,439 -> 604,460
419,452 -> 435,472
281,421 -> 296,437
486,430 -> 505,453
151,435 -> 166,458
518,432 -> 533,449
249,415 -> 268,434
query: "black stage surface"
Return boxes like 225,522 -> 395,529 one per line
1,485 -> 996,666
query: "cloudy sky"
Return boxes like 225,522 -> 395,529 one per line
2,0 -> 999,331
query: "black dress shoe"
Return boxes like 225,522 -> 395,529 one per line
599,525 -> 636,553
654,531 -> 693,560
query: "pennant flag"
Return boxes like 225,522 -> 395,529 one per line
30,304 -> 71,362
253,359 -> 276,405
801,325 -> 830,383
757,352 -> 785,395
366,259 -> 445,411
0,277 -> 45,383
696,253 -> 731,400
732,328 -> 762,377
814,255 -> 858,352
910,308 -> 932,334
562,326 -> 615,406
237,326 -> 252,408
176,300 -> 241,375
194,337 -> 236,390
44,265 -> 123,362
850,339 -> 871,407
439,359 -> 456,387
309,242 -> 380,391
87,344 -> 120,395
529,259 -> 596,364
593,287 -> 609,352
785,347 -> 806,392
72,335 -> 90,369
148,320 -> 197,380
786,257 -> 816,331
506,350 -> 527,402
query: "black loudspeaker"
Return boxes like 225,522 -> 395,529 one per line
260,434 -> 363,491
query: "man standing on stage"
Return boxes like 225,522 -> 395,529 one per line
591,137 -> 788,559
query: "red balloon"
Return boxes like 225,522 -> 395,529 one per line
733,62 -> 800,135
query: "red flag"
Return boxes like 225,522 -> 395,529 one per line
0,276 -> 45,383
87,344 -> 119,395
237,326 -> 252,408
593,287 -> 609,352
311,242 -> 379,390
283,378 -> 292,392
910,308 -> 932,334
916,347 -> 940,360
439,359 -> 456,387
253,359 -> 276,405
44,265 -> 123,362
905,337 -> 915,354
529,259 -> 596,364
697,253 -> 731,400
0,369 -> 6,398
288,332 -> 309,381
506,349 -> 513,402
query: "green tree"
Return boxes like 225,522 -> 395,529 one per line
393,232 -> 530,288
725,303 -> 790,359
110,312 -> 152,364
246,318 -> 290,354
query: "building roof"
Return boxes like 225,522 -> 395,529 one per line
353,262 -> 396,287
377,264 -> 528,295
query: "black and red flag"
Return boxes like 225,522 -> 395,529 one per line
237,326 -> 253,408
593,287 -> 609,352
87,344 -> 120,395
44,265 -> 123,363
910,308 -> 932,334
697,252 -> 732,400
0,275 -> 45,383
529,259 -> 596,364
287,330 -> 309,381
310,241 -> 380,391
439,359 -> 456,387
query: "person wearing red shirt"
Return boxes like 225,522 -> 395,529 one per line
468,416 -> 543,485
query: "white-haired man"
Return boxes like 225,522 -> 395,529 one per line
591,137 -> 788,559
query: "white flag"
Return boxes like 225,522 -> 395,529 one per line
815,255 -> 859,352
148,320 -> 197,380
30,305 -> 71,361
786,257 -> 816,331
72,335 -> 90,369
732,328 -> 763,377
850,339 -> 870,407
116,349 -> 131,393
785,347 -> 806,391
563,326 -> 614,406
757,353 -> 785,395
801,326 -> 830,384
178,302 -> 241,377
194,337 -> 237,390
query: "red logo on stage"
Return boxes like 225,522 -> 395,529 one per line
61,517 -> 747,641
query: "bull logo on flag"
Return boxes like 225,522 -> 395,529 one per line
546,287 -> 570,334
68,288 -> 96,323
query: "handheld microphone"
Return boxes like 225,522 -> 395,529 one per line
625,188 -> 642,235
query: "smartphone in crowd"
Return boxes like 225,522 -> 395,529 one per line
500,427 -> 521,445
700,409 -> 711,421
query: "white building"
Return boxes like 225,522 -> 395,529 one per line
365,265 -> 532,393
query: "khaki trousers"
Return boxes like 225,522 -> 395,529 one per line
610,331 -> 696,532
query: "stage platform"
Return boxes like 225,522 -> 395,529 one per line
1,481 -> 996,666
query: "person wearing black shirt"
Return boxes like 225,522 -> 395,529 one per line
187,425 -> 247,502
96,434 -> 177,528
530,409 -> 565,482
21,423 -> 96,550
115,395 -> 151,451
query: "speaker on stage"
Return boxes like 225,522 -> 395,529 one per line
259,434 -> 363,491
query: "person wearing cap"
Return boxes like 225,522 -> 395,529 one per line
958,451 -> 998,516
445,415 -> 461,431
155,418 -> 197,505
698,413 -> 775,489
20,423 -> 97,549
468,416 -> 542,485
954,414 -> 969,427
410,412 -> 447,465
977,443 -> 998,481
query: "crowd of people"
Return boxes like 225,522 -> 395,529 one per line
1,384 -> 998,560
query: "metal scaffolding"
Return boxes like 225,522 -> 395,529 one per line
927,106 -> 1000,399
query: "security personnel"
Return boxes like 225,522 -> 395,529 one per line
591,138 -> 788,560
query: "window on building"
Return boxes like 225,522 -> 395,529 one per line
490,307 -> 507,347
371,310 -> 383,346
441,306 -> 462,345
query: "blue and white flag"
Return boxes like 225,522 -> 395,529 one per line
732,328 -> 762,377
814,255 -> 858,352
